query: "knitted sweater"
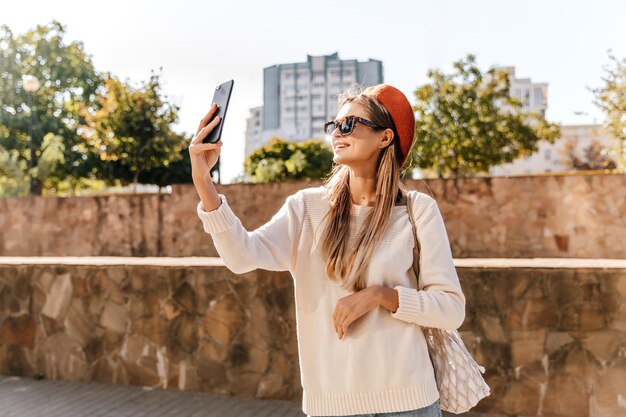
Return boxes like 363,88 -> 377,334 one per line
196,185 -> 466,416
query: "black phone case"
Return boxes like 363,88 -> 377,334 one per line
203,79 -> 234,144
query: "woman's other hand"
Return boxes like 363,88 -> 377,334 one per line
332,286 -> 382,340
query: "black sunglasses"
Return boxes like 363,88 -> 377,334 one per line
324,115 -> 385,137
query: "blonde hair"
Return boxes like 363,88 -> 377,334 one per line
318,85 -> 411,292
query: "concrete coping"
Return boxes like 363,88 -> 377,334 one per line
0,256 -> 625,269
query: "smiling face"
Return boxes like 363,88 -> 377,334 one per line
328,102 -> 395,169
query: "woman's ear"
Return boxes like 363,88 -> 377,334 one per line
379,128 -> 395,149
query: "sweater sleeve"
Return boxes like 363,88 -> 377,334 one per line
196,189 -> 305,274
389,197 -> 466,330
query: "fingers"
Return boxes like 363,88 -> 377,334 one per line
338,320 -> 347,340
333,310 -> 349,340
190,141 -> 222,155
196,103 -> 219,134
192,115 -> 222,145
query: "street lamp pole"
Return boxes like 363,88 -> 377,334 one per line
22,75 -> 41,195
28,91 -> 34,194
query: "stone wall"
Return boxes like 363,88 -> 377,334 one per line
0,259 -> 302,399
459,262 -> 626,417
1,173 -> 624,259
1,258 -> 625,417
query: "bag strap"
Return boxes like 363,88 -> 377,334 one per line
405,190 -> 422,290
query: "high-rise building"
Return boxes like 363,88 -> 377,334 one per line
488,66 -> 552,176
493,66 -> 548,117
245,52 -> 383,155
244,106 -> 263,159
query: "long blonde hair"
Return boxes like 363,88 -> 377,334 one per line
319,85 -> 412,292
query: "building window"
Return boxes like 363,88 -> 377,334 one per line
544,149 -> 551,160
534,87 -> 543,101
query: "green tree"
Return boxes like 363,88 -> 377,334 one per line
560,137 -> 617,170
138,144 -> 198,190
411,54 -> 561,178
78,70 -> 189,191
0,20 -> 104,195
590,50 -> 625,173
244,137 -> 333,183
0,132 -> 66,197
0,144 -> 27,196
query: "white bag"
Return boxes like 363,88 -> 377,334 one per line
406,190 -> 490,414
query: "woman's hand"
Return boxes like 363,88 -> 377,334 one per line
189,103 -> 223,179
332,286 -> 380,340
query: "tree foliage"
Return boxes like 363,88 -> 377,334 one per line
244,137 -> 333,183
411,54 -> 561,178
0,20 -> 103,195
590,50 -> 626,172
0,20 -> 194,196
560,138 -> 617,170
77,71 -> 189,189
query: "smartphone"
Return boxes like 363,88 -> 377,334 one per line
203,79 -> 234,144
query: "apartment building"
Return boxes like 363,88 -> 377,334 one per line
244,52 -> 383,156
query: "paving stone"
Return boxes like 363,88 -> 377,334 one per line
0,375 -> 305,417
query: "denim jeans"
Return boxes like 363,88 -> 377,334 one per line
307,399 -> 442,417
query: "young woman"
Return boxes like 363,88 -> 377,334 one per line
190,83 -> 465,417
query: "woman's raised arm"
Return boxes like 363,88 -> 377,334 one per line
189,104 -> 305,274
196,186 -> 305,274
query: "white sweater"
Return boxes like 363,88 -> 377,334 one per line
196,185 -> 466,416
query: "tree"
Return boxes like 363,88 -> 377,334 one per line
411,54 -> 561,178
0,132 -> 65,196
77,70 -> 189,191
590,50 -> 625,173
560,137 -> 617,170
0,20 -> 104,195
138,144 -> 201,190
0,144 -> 27,196
244,137 -> 333,183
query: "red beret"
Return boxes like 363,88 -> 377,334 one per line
362,84 -> 416,168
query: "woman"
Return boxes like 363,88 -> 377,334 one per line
190,83 -> 465,417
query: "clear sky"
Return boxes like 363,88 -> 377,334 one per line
3,0 -> 625,183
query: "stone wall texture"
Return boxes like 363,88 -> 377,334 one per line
1,260 -> 625,417
1,173 -> 625,259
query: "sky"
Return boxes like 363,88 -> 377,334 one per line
3,0 -> 625,183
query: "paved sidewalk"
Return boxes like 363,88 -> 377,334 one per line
0,375 -> 305,417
